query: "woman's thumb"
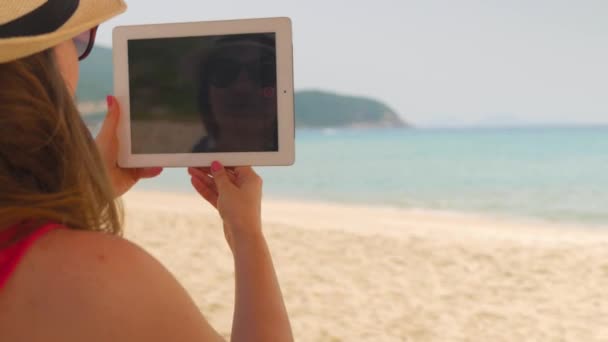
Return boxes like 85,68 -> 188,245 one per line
211,161 -> 234,192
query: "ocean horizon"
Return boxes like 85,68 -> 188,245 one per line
84,120 -> 608,226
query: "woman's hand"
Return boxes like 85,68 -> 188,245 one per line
188,162 -> 263,251
95,96 -> 163,198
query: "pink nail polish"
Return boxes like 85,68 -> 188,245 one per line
211,161 -> 222,172
106,95 -> 113,107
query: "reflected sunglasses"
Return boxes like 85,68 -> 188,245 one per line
209,58 -> 276,88
73,26 -> 98,61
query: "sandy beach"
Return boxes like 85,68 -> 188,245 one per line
122,190 -> 608,341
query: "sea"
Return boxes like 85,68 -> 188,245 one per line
87,121 -> 608,226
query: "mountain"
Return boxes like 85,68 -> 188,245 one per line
295,90 -> 406,128
77,46 -> 408,128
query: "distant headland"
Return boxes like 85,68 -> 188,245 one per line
77,46 -> 409,129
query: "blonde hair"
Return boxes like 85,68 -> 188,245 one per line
0,49 -> 122,236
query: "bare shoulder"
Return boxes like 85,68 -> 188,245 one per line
0,228 -> 223,342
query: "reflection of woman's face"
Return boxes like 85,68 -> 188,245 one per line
208,45 -> 277,126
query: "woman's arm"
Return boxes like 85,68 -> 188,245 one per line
189,163 -> 293,342
231,230 -> 293,342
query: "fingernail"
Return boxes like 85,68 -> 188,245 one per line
211,161 -> 222,172
106,95 -> 113,108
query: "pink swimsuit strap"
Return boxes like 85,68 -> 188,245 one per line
0,223 -> 62,290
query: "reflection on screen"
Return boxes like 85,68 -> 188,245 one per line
127,33 -> 278,154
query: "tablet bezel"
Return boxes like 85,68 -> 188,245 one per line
113,17 -> 295,167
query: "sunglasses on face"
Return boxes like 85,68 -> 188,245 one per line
73,26 -> 98,61
209,58 -> 277,88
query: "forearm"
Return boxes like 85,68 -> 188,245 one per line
230,230 -> 293,342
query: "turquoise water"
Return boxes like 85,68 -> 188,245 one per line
122,126 -> 608,225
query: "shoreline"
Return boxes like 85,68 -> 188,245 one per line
126,189 -> 608,234
262,192 -> 608,231
123,190 -> 608,243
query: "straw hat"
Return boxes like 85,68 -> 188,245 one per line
0,0 -> 126,63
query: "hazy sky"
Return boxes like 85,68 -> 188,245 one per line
96,0 -> 608,127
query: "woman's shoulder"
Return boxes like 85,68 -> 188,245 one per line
21,227 -> 159,289
0,227 -> 222,341
31,227 -> 154,273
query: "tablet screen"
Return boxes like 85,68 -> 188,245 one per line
127,33 -> 278,154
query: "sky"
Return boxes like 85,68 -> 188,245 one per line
96,0 -> 608,127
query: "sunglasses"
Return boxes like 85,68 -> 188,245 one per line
73,26 -> 98,61
209,58 -> 276,88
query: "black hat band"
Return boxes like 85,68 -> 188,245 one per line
0,0 -> 80,39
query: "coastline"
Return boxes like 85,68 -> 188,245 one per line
121,190 -> 608,341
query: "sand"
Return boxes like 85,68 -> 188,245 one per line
122,190 -> 608,341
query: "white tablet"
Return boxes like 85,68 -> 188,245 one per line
112,17 -> 295,167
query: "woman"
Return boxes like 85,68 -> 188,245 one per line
193,34 -> 279,153
0,1 -> 293,341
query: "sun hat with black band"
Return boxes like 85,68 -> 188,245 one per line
0,0 -> 126,64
